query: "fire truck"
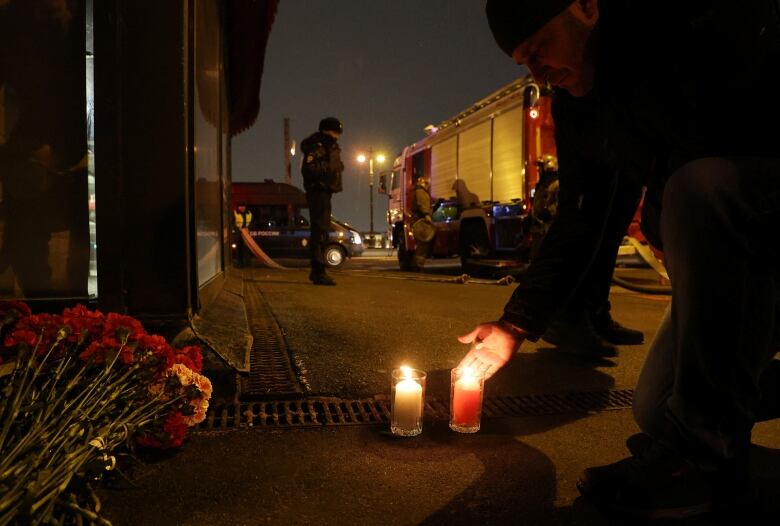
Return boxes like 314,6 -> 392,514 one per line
387,75 -> 556,272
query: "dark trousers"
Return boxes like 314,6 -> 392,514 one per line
306,189 -> 332,276
556,173 -> 643,322
632,158 -> 780,468
414,240 -> 430,268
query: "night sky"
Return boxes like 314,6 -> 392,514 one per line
231,0 -> 529,233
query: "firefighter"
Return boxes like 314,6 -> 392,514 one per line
452,179 -> 481,210
232,202 -> 253,267
300,117 -> 344,285
529,154 -> 560,260
411,176 -> 434,270
459,0 -> 780,518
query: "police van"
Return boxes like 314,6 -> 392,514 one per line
232,180 -> 364,268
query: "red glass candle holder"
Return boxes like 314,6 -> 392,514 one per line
449,367 -> 485,433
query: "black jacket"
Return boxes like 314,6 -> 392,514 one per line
300,132 -> 344,193
502,0 -> 780,338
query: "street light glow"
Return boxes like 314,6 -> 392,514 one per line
376,154 -> 386,164
357,154 -> 367,163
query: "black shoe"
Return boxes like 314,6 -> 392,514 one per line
625,432 -> 655,458
310,273 -> 336,286
578,439 -> 751,520
542,316 -> 618,358
591,305 -> 644,345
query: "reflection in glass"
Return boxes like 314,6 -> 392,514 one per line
0,0 -> 91,298
194,0 -> 224,286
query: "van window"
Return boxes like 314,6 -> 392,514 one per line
251,205 -> 289,228
391,170 -> 401,190
295,208 -> 310,227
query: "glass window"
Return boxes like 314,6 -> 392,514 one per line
251,205 -> 289,228
432,200 -> 459,223
0,0 -> 92,298
391,170 -> 401,190
194,0 -> 224,287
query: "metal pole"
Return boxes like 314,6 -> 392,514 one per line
369,157 -> 374,236
283,118 -> 292,184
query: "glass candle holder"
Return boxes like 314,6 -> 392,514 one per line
449,367 -> 485,433
390,366 -> 426,437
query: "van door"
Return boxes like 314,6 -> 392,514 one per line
249,205 -> 287,255
290,207 -> 312,257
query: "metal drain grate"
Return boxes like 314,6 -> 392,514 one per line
198,389 -> 634,430
242,285 -> 303,397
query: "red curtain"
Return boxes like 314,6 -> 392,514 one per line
226,0 -> 280,135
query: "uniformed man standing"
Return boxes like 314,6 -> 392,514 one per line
411,176 -> 435,271
300,117 -> 344,285
232,202 -> 253,267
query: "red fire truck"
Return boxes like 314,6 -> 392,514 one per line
387,75 -> 556,272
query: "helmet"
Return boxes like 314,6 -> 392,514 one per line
537,154 -> 558,172
318,117 -> 343,134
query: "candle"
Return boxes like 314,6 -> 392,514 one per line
391,366 -> 425,436
449,367 -> 484,433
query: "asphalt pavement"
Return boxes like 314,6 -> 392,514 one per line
100,255 -> 780,525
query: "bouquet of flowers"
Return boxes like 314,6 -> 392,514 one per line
0,301 -> 212,525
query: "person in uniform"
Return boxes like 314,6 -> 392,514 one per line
300,117 -> 344,285
411,176 -> 434,271
232,202 -> 253,267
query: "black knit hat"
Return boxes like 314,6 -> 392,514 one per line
318,117 -> 343,134
485,0 -> 575,57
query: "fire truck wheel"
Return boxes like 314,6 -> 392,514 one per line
324,244 -> 347,268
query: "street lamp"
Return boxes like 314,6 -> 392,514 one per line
356,148 -> 386,237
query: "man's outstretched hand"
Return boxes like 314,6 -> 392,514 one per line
457,321 -> 525,380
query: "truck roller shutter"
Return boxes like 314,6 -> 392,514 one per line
457,121 -> 492,203
492,106 -> 524,203
430,137 -> 457,200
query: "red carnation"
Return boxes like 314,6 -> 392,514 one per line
4,328 -> 40,348
62,304 -> 106,345
173,345 -> 203,373
4,313 -> 64,355
79,336 -> 123,365
0,300 -> 32,320
104,313 -> 146,342
135,411 -> 188,449
137,334 -> 175,370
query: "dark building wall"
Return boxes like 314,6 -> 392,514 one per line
95,0 -> 196,322
2,0 -> 274,322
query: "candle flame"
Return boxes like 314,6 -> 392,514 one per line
462,366 -> 474,378
400,365 -> 413,379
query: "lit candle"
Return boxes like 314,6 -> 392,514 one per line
450,367 -> 484,433
393,366 -> 423,430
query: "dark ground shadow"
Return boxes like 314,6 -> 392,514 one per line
558,444 -> 780,526
370,421 -> 571,526
383,352 -> 619,525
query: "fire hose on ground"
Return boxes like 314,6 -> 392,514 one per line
241,229 -> 670,292
611,237 -> 672,295
240,229 -> 289,270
